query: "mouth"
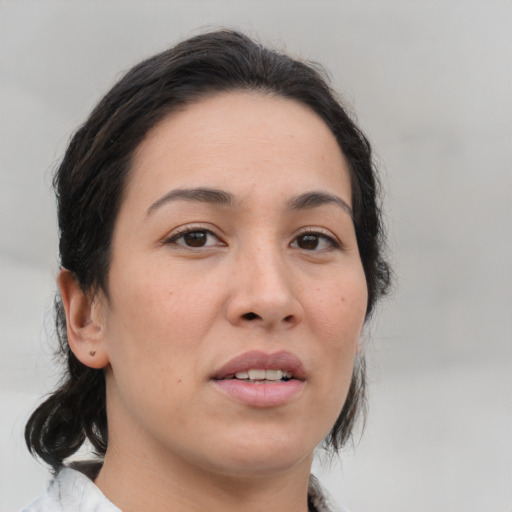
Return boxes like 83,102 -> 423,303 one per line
212,350 -> 306,382
222,368 -> 295,383
211,351 -> 306,407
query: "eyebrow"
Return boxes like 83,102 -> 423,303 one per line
287,191 -> 353,217
146,187 -> 352,217
146,187 -> 235,215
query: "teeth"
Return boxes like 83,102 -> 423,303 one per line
265,369 -> 283,381
248,369 -> 266,380
234,369 -> 293,381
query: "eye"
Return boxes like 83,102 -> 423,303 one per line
166,228 -> 223,248
291,232 -> 339,251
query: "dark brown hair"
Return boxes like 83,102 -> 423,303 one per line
25,29 -> 390,470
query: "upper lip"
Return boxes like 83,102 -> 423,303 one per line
212,350 -> 307,381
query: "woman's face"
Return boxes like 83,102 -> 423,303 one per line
96,91 -> 368,477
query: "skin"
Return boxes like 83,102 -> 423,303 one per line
60,91 -> 368,512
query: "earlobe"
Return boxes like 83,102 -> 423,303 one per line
58,269 -> 110,369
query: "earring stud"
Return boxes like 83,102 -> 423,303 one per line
89,350 -> 96,356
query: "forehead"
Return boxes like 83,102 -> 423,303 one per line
125,91 -> 351,213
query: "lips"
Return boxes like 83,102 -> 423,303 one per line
211,351 -> 307,408
212,350 -> 307,381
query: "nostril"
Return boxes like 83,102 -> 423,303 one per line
242,312 -> 260,321
283,315 -> 294,323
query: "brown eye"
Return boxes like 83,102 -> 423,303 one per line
168,228 -> 223,248
292,232 -> 338,251
183,231 -> 208,247
297,234 -> 320,250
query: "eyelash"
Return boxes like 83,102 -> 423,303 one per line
165,226 -> 224,248
291,230 -> 341,251
164,226 -> 341,252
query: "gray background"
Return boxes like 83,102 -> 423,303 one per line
1,1 -> 511,511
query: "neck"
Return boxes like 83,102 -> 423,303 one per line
95,446 -> 313,512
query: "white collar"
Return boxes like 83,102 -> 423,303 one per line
23,467 -> 120,512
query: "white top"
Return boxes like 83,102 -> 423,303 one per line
22,467 -> 348,512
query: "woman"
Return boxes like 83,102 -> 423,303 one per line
23,30 -> 390,512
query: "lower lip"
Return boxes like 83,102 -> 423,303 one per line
212,379 -> 305,408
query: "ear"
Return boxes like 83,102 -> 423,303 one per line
58,268 -> 110,369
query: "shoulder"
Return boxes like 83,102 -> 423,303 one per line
308,474 -> 350,512
22,467 -> 120,512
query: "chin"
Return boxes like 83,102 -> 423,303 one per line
207,452 -> 312,479
196,430 -> 317,478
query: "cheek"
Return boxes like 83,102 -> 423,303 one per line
308,269 -> 368,345
102,262 -> 227,419
305,268 -> 367,403
102,274 -> 205,429
106,262 -> 222,351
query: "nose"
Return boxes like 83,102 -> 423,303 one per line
225,247 -> 304,330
